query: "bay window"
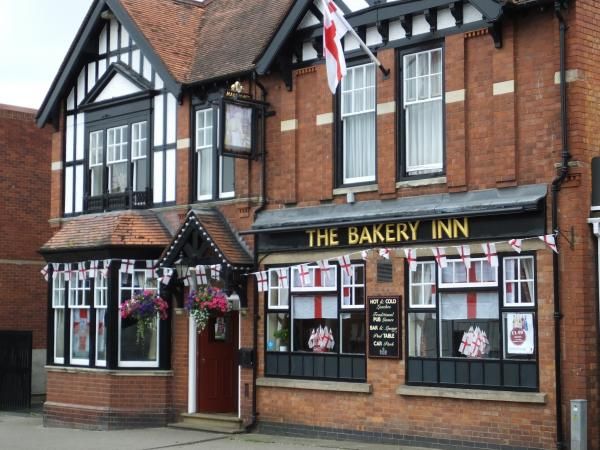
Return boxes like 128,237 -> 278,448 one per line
406,254 -> 538,390
85,112 -> 151,212
265,263 -> 366,381
118,267 -> 159,367
195,106 -> 235,201
340,63 -> 376,185
401,47 -> 444,178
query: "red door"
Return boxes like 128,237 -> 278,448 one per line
197,313 -> 238,413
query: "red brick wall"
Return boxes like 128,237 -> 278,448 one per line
0,105 -> 52,348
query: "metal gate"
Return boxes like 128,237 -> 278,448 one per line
0,331 -> 32,410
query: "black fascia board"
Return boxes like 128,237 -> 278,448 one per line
39,245 -> 166,263
255,0 -> 314,75
80,61 -> 154,107
106,0 -> 181,97
36,0 -> 106,128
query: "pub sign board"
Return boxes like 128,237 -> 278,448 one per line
368,296 -> 401,359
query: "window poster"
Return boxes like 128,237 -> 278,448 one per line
506,313 -> 535,355
224,102 -> 252,154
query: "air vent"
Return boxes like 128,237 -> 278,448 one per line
377,260 -> 393,283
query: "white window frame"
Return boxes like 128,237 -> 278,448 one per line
68,267 -> 91,366
503,256 -> 535,307
94,274 -> 108,367
131,121 -> 148,192
89,130 -> 104,196
409,261 -> 436,308
268,268 -> 290,310
106,125 -> 128,193
341,264 -> 365,309
196,108 -> 213,200
403,47 -> 443,175
219,154 -> 235,199
291,265 -> 338,292
52,272 -> 66,364
438,258 -> 498,289
341,62 -> 376,185
118,267 -> 160,368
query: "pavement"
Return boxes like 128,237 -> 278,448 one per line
0,410 -> 433,450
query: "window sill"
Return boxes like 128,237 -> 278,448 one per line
396,176 -> 446,189
45,365 -> 173,377
257,377 -> 372,394
396,384 -> 546,404
332,184 -> 378,196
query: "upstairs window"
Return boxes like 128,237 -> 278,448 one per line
402,47 -> 444,177
86,113 -> 151,212
195,107 -> 235,201
340,63 -> 376,185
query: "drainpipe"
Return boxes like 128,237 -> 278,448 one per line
247,71 -> 269,431
552,2 -> 569,449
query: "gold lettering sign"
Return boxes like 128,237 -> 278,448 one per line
305,218 -> 469,248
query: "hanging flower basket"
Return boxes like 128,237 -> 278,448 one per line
185,286 -> 231,332
120,290 -> 169,343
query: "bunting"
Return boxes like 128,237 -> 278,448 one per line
455,245 -> 471,269
539,234 -> 558,253
404,248 -> 417,272
255,271 -> 268,292
432,247 -> 447,269
276,267 -> 289,288
482,243 -> 498,268
509,239 -> 522,254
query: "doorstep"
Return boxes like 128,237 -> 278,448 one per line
169,412 -> 244,434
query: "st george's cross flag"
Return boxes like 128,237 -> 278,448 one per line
320,0 -> 350,94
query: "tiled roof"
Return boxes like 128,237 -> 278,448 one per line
160,208 -> 253,267
41,210 -> 172,252
119,0 -> 294,84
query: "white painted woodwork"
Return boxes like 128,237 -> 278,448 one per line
344,33 -> 359,52
99,24 -> 107,54
412,14 -> 430,36
187,316 -> 197,414
302,41 -> 317,61
65,167 -> 74,214
120,26 -> 129,48
132,50 -> 141,74
155,74 -> 164,90
153,151 -> 164,204
75,113 -> 84,159
166,94 -> 177,144
366,27 -> 382,46
298,10 -> 318,29
65,115 -> 75,162
77,70 -> 86,106
109,19 -> 119,51
143,57 -> 152,81
438,9 -> 455,30
75,165 -> 84,213
154,95 -> 164,146
389,20 -> 407,41
87,62 -> 96,89
344,0 -> 369,12
94,73 -> 142,102
98,58 -> 107,79
165,149 -> 176,202
463,4 -> 484,23
67,88 -> 75,111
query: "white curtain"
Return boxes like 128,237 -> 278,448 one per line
406,99 -> 443,174
344,113 -> 376,181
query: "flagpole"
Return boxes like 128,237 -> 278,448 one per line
343,24 -> 390,77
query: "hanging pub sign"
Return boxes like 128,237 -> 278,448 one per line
220,88 -> 260,159
368,296 -> 401,359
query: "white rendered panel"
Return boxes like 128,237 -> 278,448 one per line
67,88 -> 75,111
154,74 -> 164,90
166,94 -> 177,144
99,24 -> 107,54
298,11 -> 319,29
366,27 -> 382,46
154,95 -> 164,146
120,26 -> 129,48
119,51 -> 129,65
153,151 -> 164,204
65,167 -> 74,214
109,55 -> 117,65
75,164 -> 84,213
143,57 -> 152,81
412,15 -> 430,36
132,50 -> 141,74
94,73 -> 141,102
344,34 -> 359,52
437,9 -> 455,30
65,115 -> 75,162
165,149 -> 176,202
98,58 -> 107,79
77,70 -> 86,105
87,62 -> 96,90
463,4 -> 484,23
76,113 -> 84,160
389,20 -> 406,41
343,0 -> 369,12
109,19 -> 119,51
302,42 -> 317,61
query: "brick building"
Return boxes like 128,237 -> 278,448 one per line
35,0 -> 600,449
0,103 -> 53,406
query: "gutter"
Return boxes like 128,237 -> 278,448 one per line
551,2 -> 569,449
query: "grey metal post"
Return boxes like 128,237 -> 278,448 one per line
571,399 -> 587,450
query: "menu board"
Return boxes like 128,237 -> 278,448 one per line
367,296 -> 401,359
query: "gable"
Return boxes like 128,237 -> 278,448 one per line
94,72 -> 142,102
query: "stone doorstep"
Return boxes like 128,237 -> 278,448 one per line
169,412 -> 245,434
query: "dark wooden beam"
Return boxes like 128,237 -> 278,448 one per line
400,14 -> 412,38
376,19 -> 390,45
489,22 -> 502,49
424,8 -> 438,33
450,1 -> 463,26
